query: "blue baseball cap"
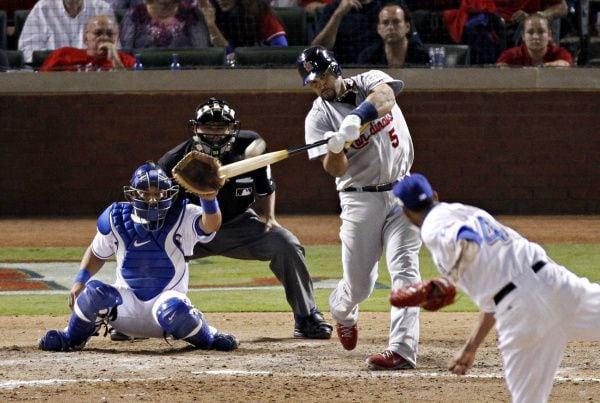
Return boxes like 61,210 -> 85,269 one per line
393,174 -> 434,209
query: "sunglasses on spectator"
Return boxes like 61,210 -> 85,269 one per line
87,29 -> 116,37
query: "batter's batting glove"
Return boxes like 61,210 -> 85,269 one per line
338,114 -> 361,142
325,131 -> 345,154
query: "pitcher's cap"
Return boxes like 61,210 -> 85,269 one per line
393,174 -> 433,209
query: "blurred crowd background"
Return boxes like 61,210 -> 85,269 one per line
0,0 -> 596,71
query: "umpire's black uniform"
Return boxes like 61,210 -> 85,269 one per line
158,131 -> 329,336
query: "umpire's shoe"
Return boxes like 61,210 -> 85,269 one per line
294,309 -> 333,339
211,333 -> 240,351
38,330 -> 85,352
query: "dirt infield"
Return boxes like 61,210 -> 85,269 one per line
1,313 -> 599,402
1,216 -> 599,401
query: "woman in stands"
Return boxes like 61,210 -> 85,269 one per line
496,12 -> 572,67
119,0 -> 225,49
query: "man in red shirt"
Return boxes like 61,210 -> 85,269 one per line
41,15 -> 135,72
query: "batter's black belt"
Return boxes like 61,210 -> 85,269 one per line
493,261 -> 546,305
342,181 -> 396,192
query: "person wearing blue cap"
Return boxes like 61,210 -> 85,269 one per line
392,173 -> 600,403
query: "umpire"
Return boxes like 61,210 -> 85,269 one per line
158,98 -> 332,339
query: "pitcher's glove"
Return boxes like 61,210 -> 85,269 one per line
389,276 -> 456,311
172,151 -> 225,197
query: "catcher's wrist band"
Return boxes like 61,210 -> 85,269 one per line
200,198 -> 219,215
74,269 -> 91,284
350,101 -> 378,124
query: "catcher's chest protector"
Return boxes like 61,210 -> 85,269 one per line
111,201 -> 186,301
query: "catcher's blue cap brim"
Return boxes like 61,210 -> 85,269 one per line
393,174 -> 433,209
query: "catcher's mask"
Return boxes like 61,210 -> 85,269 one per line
296,46 -> 341,86
190,98 -> 240,157
124,162 -> 179,232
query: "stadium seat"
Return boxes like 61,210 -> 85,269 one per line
13,9 -> 29,44
234,45 -> 306,67
0,10 -> 6,49
272,7 -> 308,46
31,49 -> 52,69
134,48 -> 226,69
6,49 -> 23,68
425,44 -> 471,66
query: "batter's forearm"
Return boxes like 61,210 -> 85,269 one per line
322,152 -> 348,177
365,84 -> 396,117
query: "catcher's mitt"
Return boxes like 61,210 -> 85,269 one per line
172,151 -> 225,197
389,276 -> 456,312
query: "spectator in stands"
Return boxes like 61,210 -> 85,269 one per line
210,0 -> 288,50
496,12 -> 572,66
495,0 -> 568,45
119,0 -> 219,49
312,0 -> 421,65
40,15 -> 135,71
18,0 -> 115,64
118,0 -> 212,49
358,2 -> 428,66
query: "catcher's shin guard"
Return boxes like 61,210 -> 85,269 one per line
68,280 -> 123,347
155,297 -> 239,351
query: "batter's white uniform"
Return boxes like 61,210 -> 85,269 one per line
91,204 -> 216,338
305,70 -> 421,365
421,202 -> 600,402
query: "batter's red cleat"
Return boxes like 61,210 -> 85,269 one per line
366,350 -> 413,370
336,323 -> 358,350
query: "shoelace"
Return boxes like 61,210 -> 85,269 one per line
339,325 -> 355,338
380,350 -> 397,360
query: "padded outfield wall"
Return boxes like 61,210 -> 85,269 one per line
0,69 -> 598,216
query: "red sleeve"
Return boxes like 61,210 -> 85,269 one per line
261,10 -> 286,42
496,45 -> 527,65
545,44 -> 573,65
40,51 -> 63,72
118,52 -> 136,69
40,48 -> 86,72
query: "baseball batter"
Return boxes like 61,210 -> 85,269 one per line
38,162 -> 239,352
394,173 -> 600,402
297,45 -> 421,370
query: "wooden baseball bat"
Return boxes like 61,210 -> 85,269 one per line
218,139 -> 329,179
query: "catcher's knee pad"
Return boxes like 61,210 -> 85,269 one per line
154,294 -> 214,349
74,280 -> 123,322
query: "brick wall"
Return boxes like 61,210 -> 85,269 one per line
0,91 -> 598,216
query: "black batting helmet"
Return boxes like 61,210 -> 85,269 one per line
190,98 -> 240,157
296,46 -> 341,86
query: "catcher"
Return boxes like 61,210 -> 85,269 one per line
38,162 -> 239,352
391,173 -> 600,403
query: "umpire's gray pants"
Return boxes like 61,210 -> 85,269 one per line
191,209 -> 317,317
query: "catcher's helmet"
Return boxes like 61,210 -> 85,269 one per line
296,46 -> 341,86
190,98 -> 240,157
124,162 -> 179,232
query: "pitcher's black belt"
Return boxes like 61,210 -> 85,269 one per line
493,261 -> 546,305
342,182 -> 395,192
